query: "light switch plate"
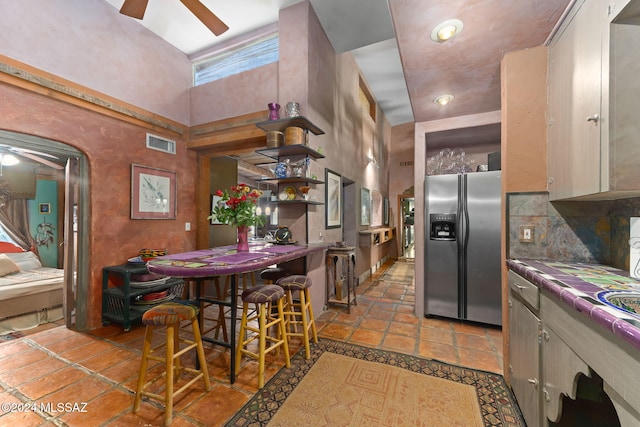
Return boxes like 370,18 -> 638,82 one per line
519,225 -> 535,243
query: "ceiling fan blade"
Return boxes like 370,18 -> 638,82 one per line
179,0 -> 229,36
120,0 -> 149,19
9,147 -> 59,160
12,152 -> 64,170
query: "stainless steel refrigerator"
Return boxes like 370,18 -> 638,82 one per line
424,171 -> 502,326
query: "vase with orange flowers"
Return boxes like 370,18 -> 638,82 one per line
208,184 -> 265,251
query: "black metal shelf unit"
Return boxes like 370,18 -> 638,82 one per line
101,263 -> 184,332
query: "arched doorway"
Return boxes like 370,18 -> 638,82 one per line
0,130 -> 90,330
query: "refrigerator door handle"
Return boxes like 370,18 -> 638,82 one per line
456,175 -> 464,251
462,176 -> 470,251
457,174 -> 467,319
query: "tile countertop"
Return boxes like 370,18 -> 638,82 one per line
507,259 -> 640,351
147,242 -> 329,277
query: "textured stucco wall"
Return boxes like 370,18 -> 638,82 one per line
0,82 -> 197,329
0,0 -> 192,124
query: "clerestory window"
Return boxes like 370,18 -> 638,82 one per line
193,34 -> 279,86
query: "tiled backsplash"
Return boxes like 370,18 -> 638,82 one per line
507,192 -> 640,270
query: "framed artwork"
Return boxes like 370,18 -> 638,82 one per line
131,164 -> 177,219
360,187 -> 370,226
210,194 -> 224,224
38,203 -> 51,214
383,198 -> 389,225
371,190 -> 382,227
325,168 -> 342,228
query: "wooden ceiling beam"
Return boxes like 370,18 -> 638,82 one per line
237,159 -> 272,178
187,110 -> 271,159
193,138 -> 267,158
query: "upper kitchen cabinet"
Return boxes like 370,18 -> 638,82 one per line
548,0 -> 640,200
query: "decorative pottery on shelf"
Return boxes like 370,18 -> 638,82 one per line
285,102 -> 301,117
274,162 -> 288,178
268,102 -> 281,120
299,186 -> 311,200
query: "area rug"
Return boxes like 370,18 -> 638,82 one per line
0,331 -> 25,342
226,339 -> 524,427
381,261 -> 415,283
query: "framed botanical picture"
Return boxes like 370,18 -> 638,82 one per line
371,190 -> 382,227
325,168 -> 342,228
360,187 -> 370,226
210,194 -> 224,224
131,164 -> 177,219
38,203 -> 51,214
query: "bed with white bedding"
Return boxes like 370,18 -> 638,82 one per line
0,245 -> 64,333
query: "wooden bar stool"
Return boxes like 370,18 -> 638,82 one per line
235,285 -> 290,388
133,301 -> 210,426
260,267 -> 289,284
276,275 -> 318,359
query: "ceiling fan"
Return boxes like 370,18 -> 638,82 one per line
119,0 -> 229,36
0,145 -> 64,171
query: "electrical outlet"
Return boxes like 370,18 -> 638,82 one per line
520,225 -> 534,243
185,222 -> 191,231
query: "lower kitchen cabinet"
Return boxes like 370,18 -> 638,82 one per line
509,271 -> 542,427
509,267 -> 639,426
540,325 -> 589,424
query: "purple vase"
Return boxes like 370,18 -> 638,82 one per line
268,103 -> 281,120
237,225 -> 250,252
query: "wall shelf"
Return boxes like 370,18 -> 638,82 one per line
255,116 -> 325,135
358,227 -> 396,247
255,144 -> 325,161
256,176 -> 324,185
254,118 -> 325,244
270,199 -> 323,206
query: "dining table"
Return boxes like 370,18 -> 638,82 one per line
146,241 -> 328,383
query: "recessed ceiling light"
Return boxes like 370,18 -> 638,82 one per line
434,94 -> 454,106
430,19 -> 464,43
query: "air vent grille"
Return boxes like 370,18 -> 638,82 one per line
400,160 -> 414,167
146,133 -> 176,154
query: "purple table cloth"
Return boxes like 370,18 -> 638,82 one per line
147,243 -> 327,277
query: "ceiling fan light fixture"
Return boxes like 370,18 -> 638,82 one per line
430,19 -> 464,43
0,154 -> 19,166
434,94 -> 454,106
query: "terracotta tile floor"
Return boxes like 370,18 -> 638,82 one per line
0,259 -> 503,426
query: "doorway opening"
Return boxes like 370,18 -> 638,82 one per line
398,195 -> 414,259
0,130 -> 89,332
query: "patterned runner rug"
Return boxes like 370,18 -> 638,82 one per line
0,331 -> 25,342
381,261 -> 415,283
227,339 -> 524,426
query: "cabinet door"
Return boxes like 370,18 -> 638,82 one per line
541,326 -> 590,424
548,0 -> 605,200
608,9 -> 640,192
509,294 -> 542,427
